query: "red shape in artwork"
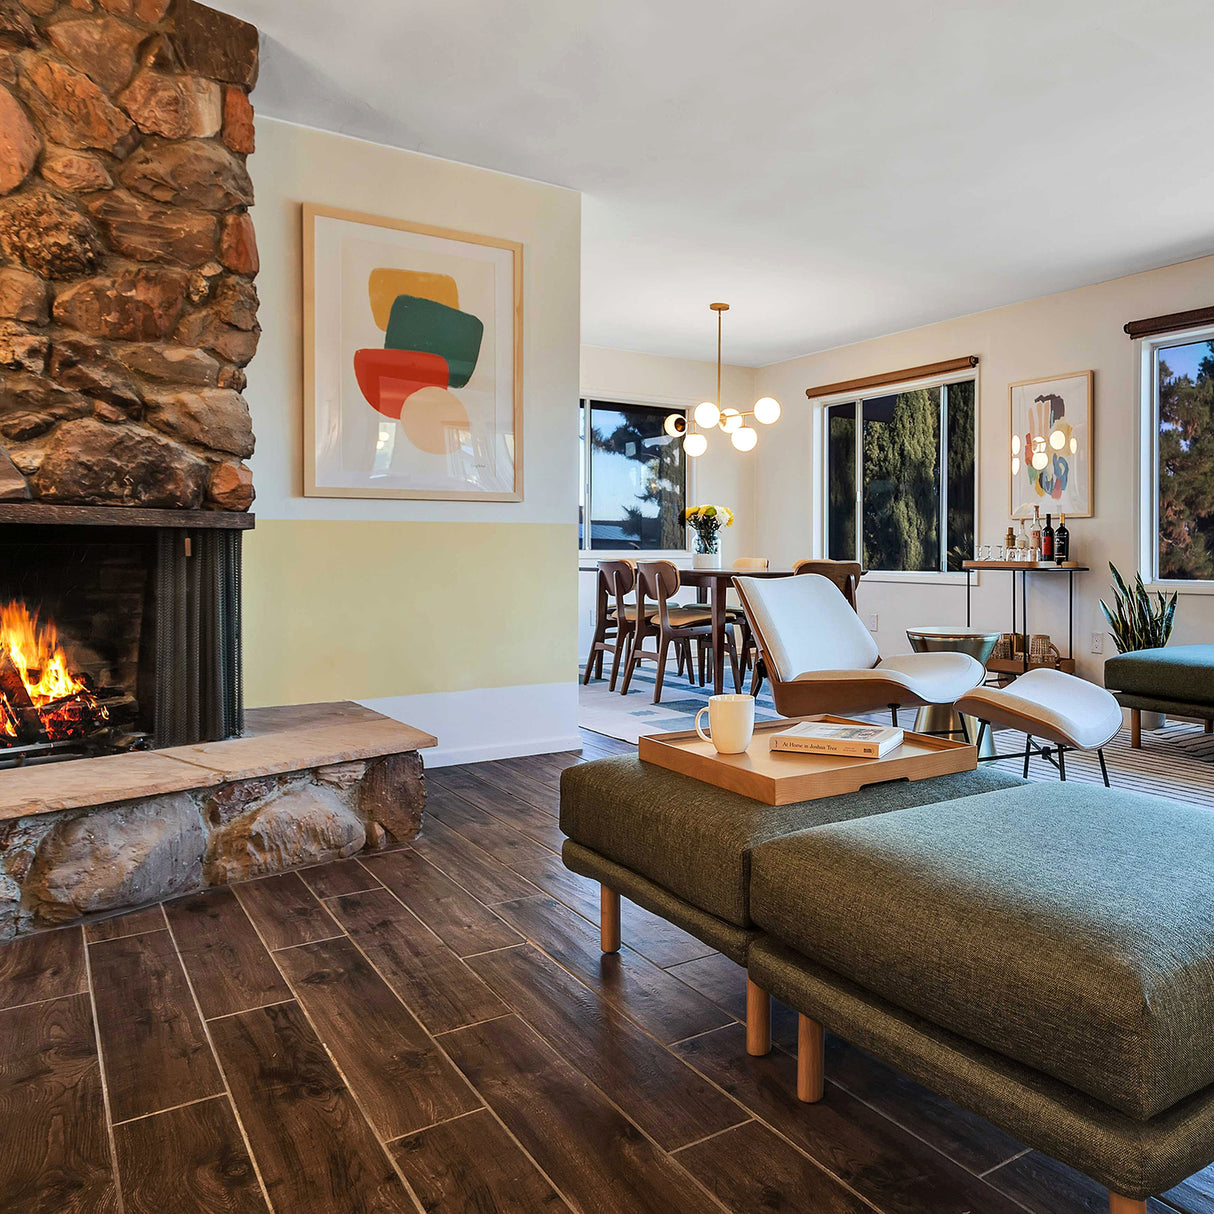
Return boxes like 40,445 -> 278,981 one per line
353,348 -> 450,420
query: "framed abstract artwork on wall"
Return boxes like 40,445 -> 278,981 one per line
1008,370 -> 1093,518
303,203 -> 523,501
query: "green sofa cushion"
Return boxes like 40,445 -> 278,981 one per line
559,757 -> 1023,929
1103,644 -> 1214,706
750,783 -> 1214,1121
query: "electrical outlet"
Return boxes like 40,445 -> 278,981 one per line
1091,632 -> 1104,654
865,613 -> 879,633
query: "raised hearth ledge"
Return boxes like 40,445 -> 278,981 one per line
0,702 -> 435,821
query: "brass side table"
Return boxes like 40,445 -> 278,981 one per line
905,626 -> 1001,759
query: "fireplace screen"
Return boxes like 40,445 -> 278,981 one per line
0,524 -> 243,765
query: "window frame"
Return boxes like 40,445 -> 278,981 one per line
578,396 -> 693,558
1138,321 -> 1214,594
817,368 -> 979,585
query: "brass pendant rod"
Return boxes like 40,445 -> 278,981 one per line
716,307 -> 722,411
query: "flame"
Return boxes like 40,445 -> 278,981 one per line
0,602 -> 103,743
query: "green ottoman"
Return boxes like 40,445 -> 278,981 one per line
747,782 -> 1214,1211
559,756 -> 1022,1053
1103,644 -> 1214,746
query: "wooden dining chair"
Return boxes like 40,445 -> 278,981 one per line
582,560 -> 642,692
621,561 -> 740,702
792,559 -> 863,609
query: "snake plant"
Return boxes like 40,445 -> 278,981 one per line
1099,563 -> 1177,654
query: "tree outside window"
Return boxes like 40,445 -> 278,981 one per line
579,401 -> 687,551
1157,339 -> 1214,580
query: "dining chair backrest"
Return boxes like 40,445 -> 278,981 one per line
735,573 -> 879,683
636,560 -> 681,630
732,557 -> 770,570
792,559 -> 863,610
597,559 -> 636,618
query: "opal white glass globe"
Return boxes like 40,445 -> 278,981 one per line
753,396 -> 781,425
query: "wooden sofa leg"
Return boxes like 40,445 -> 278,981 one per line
600,886 -> 621,953
797,1014 -> 825,1103
1130,709 -> 1141,748
746,979 -> 771,1056
1109,1195 -> 1148,1214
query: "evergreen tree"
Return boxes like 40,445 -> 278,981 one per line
1158,342 -> 1214,579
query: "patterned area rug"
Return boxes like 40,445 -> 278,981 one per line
579,666 -> 1214,807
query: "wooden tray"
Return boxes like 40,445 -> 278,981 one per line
637,715 -> 976,805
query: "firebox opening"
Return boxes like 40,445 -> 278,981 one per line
0,520 -> 244,767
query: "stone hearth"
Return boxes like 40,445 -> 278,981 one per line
0,0 -> 259,510
0,702 -> 435,936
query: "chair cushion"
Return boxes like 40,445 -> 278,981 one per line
738,574 -> 879,681
956,668 -> 1123,749
750,783 -> 1214,1120
559,757 -> 1024,928
871,652 -> 985,703
1104,645 -> 1214,707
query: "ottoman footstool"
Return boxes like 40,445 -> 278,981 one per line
747,782 -> 1214,1210
954,667 -> 1124,784
560,756 -> 1022,1054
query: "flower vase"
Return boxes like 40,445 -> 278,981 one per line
692,538 -> 721,570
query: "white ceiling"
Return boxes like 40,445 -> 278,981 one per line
225,0 -> 1214,366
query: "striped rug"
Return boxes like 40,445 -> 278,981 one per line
579,666 -> 1214,807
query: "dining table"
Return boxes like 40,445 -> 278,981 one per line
579,563 -> 797,696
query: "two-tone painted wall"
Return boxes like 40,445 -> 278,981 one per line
242,118 -> 582,764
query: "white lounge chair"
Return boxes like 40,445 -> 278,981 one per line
734,573 -> 985,724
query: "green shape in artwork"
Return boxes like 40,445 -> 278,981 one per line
384,294 -> 484,389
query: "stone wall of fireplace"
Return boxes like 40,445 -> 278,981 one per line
0,0 -> 258,511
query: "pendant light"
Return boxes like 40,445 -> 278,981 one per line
666,303 -> 781,457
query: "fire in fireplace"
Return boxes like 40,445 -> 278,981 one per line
0,601 -> 141,758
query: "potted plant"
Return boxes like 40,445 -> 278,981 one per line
682,505 -> 734,569
1099,562 -> 1178,729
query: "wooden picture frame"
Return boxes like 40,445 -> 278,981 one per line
303,203 -> 524,501
1008,370 -> 1093,519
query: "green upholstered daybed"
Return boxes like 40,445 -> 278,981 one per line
562,759 -> 1214,1212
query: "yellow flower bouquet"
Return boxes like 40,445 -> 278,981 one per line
680,504 -> 735,556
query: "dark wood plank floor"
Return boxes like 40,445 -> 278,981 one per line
0,726 -> 1203,1213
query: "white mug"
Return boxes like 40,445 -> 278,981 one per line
695,694 -> 755,755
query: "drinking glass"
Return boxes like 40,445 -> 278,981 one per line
977,544 -> 990,561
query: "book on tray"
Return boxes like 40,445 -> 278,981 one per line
769,721 -> 904,758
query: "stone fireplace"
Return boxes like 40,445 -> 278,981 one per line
0,0 -> 259,758
0,0 -> 432,935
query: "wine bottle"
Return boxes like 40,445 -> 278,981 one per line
1042,513 -> 1054,561
1031,505 -> 1042,558
1055,514 -> 1069,564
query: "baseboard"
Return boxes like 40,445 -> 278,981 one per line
358,681 -> 578,768
422,734 -> 584,767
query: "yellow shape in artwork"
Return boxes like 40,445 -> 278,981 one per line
368,269 -> 459,330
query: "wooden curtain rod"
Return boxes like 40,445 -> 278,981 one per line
804,355 -> 979,400
1124,306 -> 1214,340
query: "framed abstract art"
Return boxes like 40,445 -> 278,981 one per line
1008,370 -> 1093,518
303,204 -> 523,500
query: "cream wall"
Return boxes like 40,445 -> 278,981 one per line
753,253 -> 1214,680
578,346 -> 761,655
242,117 -> 582,763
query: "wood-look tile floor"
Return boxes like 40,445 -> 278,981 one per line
2,727 -> 1210,1214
